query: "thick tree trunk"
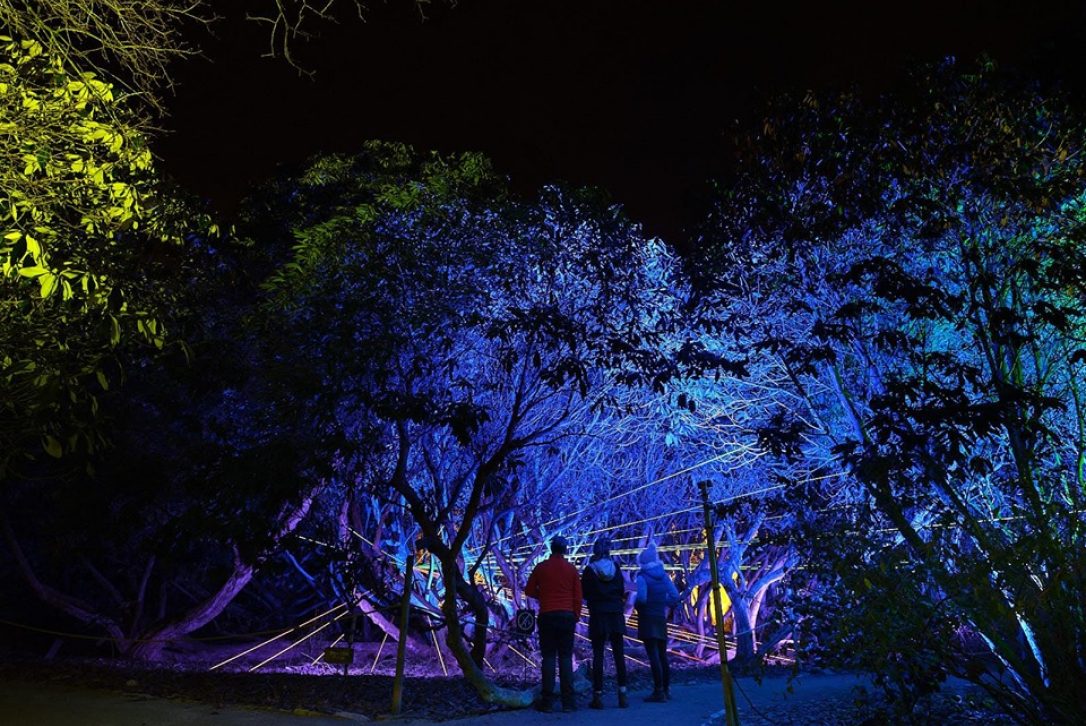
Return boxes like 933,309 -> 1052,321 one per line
2,509 -> 128,645
729,595 -> 756,665
454,571 -> 490,668
438,556 -> 533,707
129,557 -> 254,660
354,589 -> 428,655
130,487 -> 318,659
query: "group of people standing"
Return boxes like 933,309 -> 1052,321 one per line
524,535 -> 680,712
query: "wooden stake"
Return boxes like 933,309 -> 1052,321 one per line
699,479 -> 740,726
391,554 -> 414,715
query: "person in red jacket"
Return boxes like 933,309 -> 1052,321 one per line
525,535 -> 582,712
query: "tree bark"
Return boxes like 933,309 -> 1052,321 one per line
438,555 -> 533,707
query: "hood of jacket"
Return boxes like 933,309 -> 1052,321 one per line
639,560 -> 667,580
589,558 -> 617,581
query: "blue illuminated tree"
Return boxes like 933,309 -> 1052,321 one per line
696,60 -> 1086,722
253,143 -> 684,703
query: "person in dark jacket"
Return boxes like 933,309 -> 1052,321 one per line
525,535 -> 582,712
581,537 -> 629,709
635,541 -> 680,702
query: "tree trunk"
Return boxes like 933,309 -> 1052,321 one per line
129,553 -> 255,660
354,589 -> 427,655
130,486 -> 319,659
454,571 -> 490,668
729,595 -> 757,665
438,555 -> 533,707
2,508 -> 129,644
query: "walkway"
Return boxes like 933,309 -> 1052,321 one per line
0,672 -> 881,725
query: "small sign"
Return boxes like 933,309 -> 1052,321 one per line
323,646 -> 354,665
514,608 -> 536,635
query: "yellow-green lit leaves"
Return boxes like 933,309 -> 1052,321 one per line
0,36 -> 179,472
0,37 -> 158,313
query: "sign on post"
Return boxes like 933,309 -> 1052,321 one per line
514,608 -> 536,635
323,646 -> 354,665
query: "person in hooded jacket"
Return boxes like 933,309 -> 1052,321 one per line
635,541 -> 680,702
581,537 -> 629,709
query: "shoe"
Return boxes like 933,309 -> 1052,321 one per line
590,693 -> 604,709
562,702 -> 577,713
535,699 -> 554,713
643,690 -> 667,703
617,691 -> 629,708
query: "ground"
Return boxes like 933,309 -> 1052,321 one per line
0,659 -> 1009,725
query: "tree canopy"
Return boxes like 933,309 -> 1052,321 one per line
695,59 -> 1086,723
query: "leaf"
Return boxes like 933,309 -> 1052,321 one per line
38,272 -> 57,299
43,435 -> 62,458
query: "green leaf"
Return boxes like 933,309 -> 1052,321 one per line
43,435 -> 62,458
39,272 -> 57,298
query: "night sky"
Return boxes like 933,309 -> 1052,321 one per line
154,0 -> 1086,242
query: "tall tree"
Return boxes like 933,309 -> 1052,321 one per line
696,60 -> 1086,723
253,142 -> 682,704
0,36 -> 193,483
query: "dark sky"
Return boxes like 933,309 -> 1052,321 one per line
154,0 -> 1086,241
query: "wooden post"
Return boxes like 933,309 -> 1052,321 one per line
391,554 -> 415,716
344,613 -> 356,677
699,479 -> 740,726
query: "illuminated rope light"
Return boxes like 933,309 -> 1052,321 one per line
295,534 -> 336,548
432,630 -> 448,676
349,527 -> 407,566
370,632 -> 389,673
507,644 -> 538,668
495,526 -> 705,562
283,471 -> 853,674
469,448 -> 752,555
668,647 -> 705,663
574,630 -> 648,667
625,616 -> 791,665
626,614 -> 724,647
210,602 -> 347,671
490,478 -> 806,563
312,633 -> 345,665
249,611 -> 349,672
542,449 -> 741,529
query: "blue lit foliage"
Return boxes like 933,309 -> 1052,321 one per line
255,142 -> 684,702
696,60 -> 1086,722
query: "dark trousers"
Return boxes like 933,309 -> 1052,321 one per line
538,611 -> 576,705
643,637 -> 670,692
591,632 -> 627,692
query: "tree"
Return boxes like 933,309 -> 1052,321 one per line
252,142 -> 682,704
696,60 -> 1086,723
0,1 -> 210,115
0,36 -> 193,483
